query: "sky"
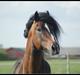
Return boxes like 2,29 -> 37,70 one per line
0,1 -> 80,48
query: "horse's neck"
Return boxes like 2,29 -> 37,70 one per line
23,42 -> 44,74
30,48 -> 44,73
32,49 -> 44,68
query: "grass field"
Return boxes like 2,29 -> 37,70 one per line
0,61 -> 16,74
47,59 -> 80,74
0,59 -> 80,74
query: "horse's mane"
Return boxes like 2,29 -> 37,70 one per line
25,11 -> 62,42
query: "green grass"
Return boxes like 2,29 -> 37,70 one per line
48,59 -> 80,74
0,59 -> 80,74
0,65 -> 12,74
69,59 -> 80,74
47,59 -> 67,74
0,60 -> 16,74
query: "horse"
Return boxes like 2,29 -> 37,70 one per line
13,11 -> 62,74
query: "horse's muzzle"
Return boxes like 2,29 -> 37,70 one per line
52,42 -> 60,55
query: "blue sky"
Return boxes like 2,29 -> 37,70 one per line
0,1 -> 80,48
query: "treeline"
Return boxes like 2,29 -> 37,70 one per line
0,48 -> 10,60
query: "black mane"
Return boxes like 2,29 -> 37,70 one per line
25,11 -> 62,42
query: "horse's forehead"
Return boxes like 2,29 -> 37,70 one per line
30,21 -> 37,31
30,21 -> 51,35
30,21 -> 43,31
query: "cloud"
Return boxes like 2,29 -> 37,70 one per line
52,1 -> 80,15
52,1 -> 80,8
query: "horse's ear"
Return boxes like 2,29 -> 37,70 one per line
34,11 -> 40,21
46,11 -> 49,15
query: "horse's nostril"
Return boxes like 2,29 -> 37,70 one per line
56,51 -> 59,54
37,28 -> 41,32
52,45 -> 55,50
52,43 -> 60,55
